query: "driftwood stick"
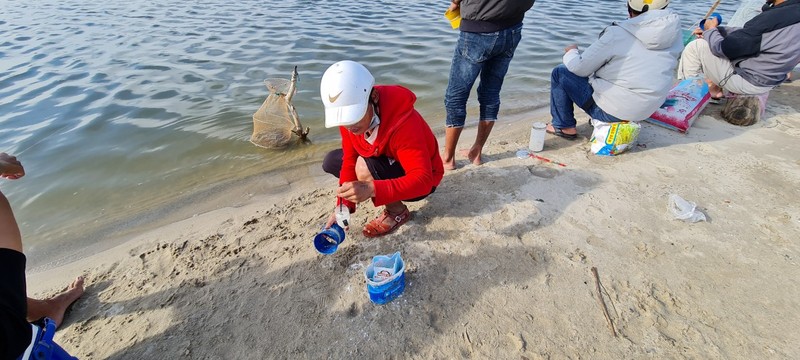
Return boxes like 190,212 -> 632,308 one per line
285,66 -> 307,138
701,0 -> 723,25
591,267 -> 617,337
686,0 -> 722,31
285,66 -> 298,104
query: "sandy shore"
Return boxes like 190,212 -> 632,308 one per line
28,77 -> 800,359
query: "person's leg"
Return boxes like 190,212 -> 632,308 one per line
584,99 -> 625,123
356,157 -> 407,235
469,25 -> 521,165
443,31 -> 488,170
322,149 -> 344,178
26,277 -> 84,328
677,39 -> 707,80
1,190 -> 36,358
464,121 -> 494,165
678,38 -> 733,98
679,39 -> 772,95
718,74 -> 773,95
548,64 -> 595,134
442,127 -> 463,170
0,191 -> 23,253
707,80 -> 724,99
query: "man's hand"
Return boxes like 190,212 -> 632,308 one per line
692,27 -> 704,39
337,181 -> 375,203
0,153 -> 24,180
703,17 -> 719,31
324,212 -> 344,230
564,44 -> 578,53
449,0 -> 461,12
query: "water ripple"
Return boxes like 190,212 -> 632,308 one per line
0,0 -> 740,268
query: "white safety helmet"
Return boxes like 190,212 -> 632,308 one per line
320,60 -> 375,128
628,0 -> 669,12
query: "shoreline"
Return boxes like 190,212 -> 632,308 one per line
24,98 -> 551,273
27,78 -> 800,358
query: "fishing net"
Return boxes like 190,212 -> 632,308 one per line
251,78 -> 296,149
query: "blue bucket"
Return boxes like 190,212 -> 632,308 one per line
699,12 -> 723,31
313,223 -> 345,255
365,252 -> 406,305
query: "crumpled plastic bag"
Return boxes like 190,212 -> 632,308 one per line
589,120 -> 641,156
668,194 -> 706,223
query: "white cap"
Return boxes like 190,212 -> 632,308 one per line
320,60 -> 375,128
628,0 -> 669,12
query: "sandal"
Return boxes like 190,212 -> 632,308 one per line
546,125 -> 578,140
362,206 -> 411,238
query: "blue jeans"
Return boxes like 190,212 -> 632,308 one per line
444,23 -> 523,128
550,64 -> 622,129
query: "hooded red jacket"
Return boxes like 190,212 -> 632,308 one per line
339,85 -> 444,209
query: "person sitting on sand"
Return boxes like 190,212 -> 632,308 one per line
678,0 -> 800,99
320,61 -> 444,238
1,152 -> 85,359
545,0 -> 683,139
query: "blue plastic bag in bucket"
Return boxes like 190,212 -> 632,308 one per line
364,252 -> 406,305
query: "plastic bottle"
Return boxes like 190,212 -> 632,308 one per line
529,122 -> 546,152
335,198 -> 350,228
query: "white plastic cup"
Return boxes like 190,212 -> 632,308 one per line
529,122 -> 546,152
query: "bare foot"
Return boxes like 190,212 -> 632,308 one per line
706,79 -> 723,98
442,156 -> 456,170
457,149 -> 482,166
27,276 -> 85,327
466,147 -> 482,166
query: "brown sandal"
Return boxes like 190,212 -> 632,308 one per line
362,207 -> 411,238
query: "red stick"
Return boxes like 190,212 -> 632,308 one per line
530,154 -> 567,167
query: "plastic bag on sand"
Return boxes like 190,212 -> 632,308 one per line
668,194 -> 706,223
589,120 -> 641,156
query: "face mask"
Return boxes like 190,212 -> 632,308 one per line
364,106 -> 381,143
368,112 -> 380,130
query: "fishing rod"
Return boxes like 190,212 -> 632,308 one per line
687,0 -> 723,31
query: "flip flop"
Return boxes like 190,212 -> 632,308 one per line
362,207 -> 411,238
546,126 -> 578,140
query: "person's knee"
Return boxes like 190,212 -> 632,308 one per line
355,157 -> 372,181
322,149 -> 343,178
551,64 -> 568,80
686,38 -> 710,55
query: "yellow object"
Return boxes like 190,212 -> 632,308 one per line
444,8 -> 461,29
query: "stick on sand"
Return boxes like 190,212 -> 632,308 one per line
591,267 -> 617,337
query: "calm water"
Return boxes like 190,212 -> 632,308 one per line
0,0 -> 736,269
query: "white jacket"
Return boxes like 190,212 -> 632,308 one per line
563,9 -> 683,121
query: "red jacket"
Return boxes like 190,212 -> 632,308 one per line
339,85 -> 444,209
